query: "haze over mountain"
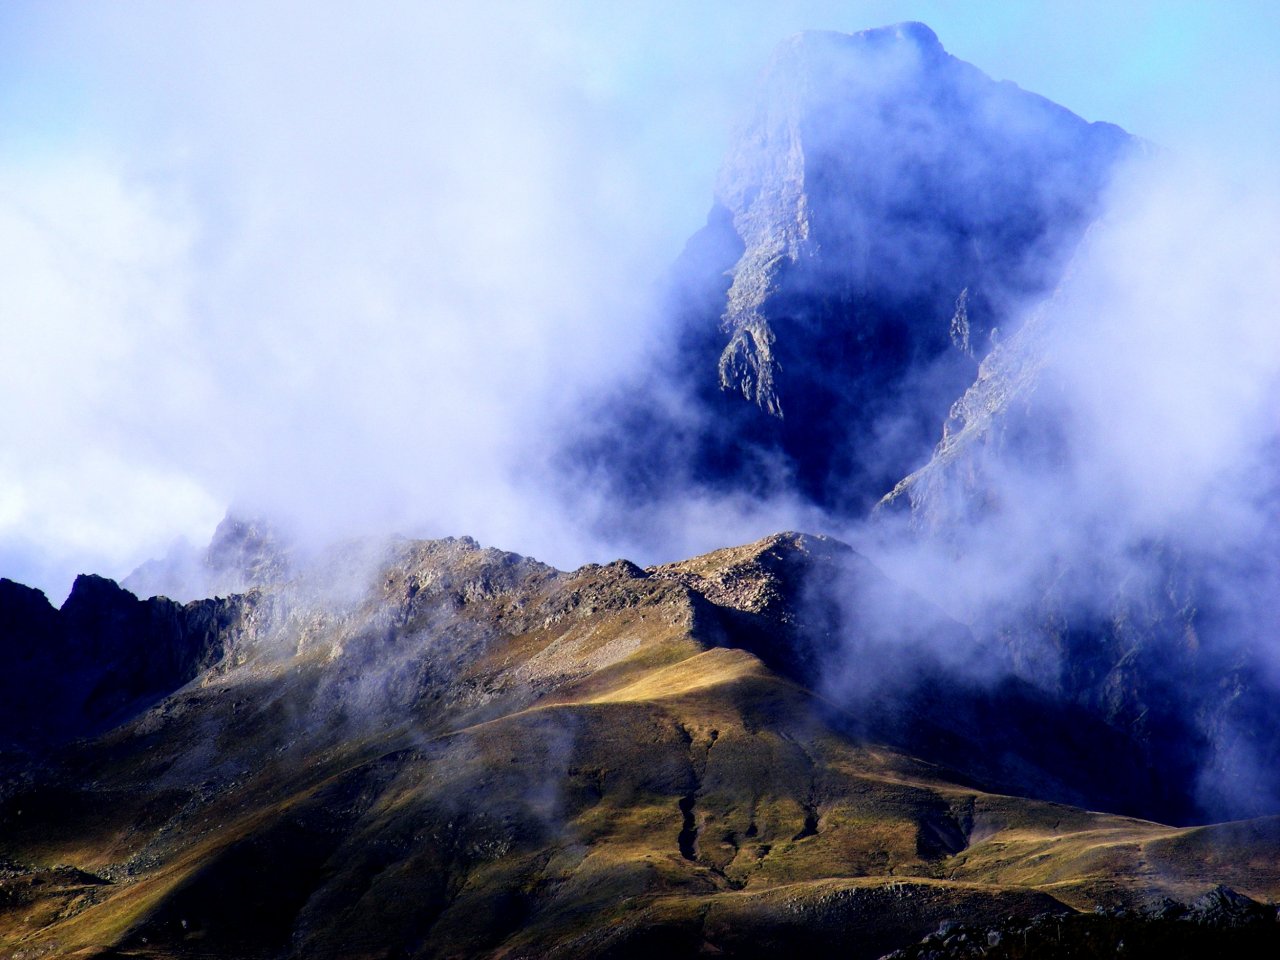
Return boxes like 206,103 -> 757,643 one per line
4,15 -> 1280,960
6,2 -> 1276,603
564,23 -> 1280,826
4,527 -> 1280,958
573,22 -> 1133,517
874,205 -> 1280,821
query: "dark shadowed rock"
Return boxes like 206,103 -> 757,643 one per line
573,22 -> 1134,519
0,573 -> 255,750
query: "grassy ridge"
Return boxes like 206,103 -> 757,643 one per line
1,534 -> 1276,957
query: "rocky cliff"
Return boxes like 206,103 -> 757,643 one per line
576,22 -> 1133,514
0,574 -> 258,753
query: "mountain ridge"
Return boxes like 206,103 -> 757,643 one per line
3,527 -> 1279,957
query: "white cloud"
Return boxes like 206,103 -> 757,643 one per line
2,3 -> 1278,603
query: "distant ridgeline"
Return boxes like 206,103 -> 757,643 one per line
2,528 -> 1280,958
572,21 -> 1133,515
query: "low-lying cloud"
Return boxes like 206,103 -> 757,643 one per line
3,2 -> 1277,642
2,3 -> 721,598
831,149 -> 1280,820
860,152 -> 1280,618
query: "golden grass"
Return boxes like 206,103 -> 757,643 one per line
5,537 -> 1278,956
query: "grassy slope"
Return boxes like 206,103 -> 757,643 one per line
1,534 -> 1276,959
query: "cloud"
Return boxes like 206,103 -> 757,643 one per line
3,3 -> 1278,610
869,150 -> 1280,614
0,154 -> 223,589
1,3 -> 708,598
837,147 -> 1280,819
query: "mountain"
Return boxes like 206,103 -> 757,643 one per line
876,228 -> 1280,823
573,22 -> 1134,517
0,575 -> 253,754
2,531 -> 1278,959
568,18 -> 1280,830
4,19 -> 1277,960
122,514 -> 293,603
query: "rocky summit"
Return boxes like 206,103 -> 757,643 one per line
2,529 -> 1279,959
575,22 -> 1133,516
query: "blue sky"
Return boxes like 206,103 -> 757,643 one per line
4,2 -> 1277,233
2,2 -> 1277,600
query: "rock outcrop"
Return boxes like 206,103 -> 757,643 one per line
123,511 -> 292,602
0,574 -> 256,751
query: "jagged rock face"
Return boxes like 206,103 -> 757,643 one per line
4,519 -> 1234,828
0,575 -> 256,751
123,511 -> 292,602
3,530 -> 1220,817
712,24 -> 1124,390
582,23 -> 1132,515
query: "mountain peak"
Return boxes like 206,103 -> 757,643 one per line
765,21 -> 949,95
582,22 -> 1135,516
882,20 -> 940,47
787,21 -> 942,53
61,572 -> 130,612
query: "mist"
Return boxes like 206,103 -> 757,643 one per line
859,152 -> 1280,611
3,1 -> 1278,615
1,2 -> 724,599
807,145 -> 1280,822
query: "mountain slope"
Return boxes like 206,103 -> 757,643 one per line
2,533 -> 1277,959
875,224 -> 1280,824
0,575 -> 256,754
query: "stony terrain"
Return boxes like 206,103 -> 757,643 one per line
1,527 -> 1278,958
